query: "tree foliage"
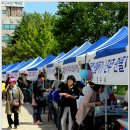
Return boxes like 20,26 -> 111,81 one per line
2,2 -> 128,65
2,12 -> 59,64
54,2 -> 128,52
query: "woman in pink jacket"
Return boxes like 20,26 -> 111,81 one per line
76,82 -> 104,130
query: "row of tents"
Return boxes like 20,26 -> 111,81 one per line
2,26 -> 128,85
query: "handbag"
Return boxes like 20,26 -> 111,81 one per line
12,99 -> 20,108
12,88 -> 21,108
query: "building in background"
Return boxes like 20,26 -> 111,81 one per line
1,2 -> 24,46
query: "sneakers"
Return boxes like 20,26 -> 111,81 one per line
33,120 -> 43,125
14,126 -> 17,129
7,126 -> 12,129
32,121 -> 37,125
37,121 -> 43,125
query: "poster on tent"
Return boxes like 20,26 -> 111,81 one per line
2,74 -> 6,80
45,67 -> 56,80
61,62 -> 81,81
9,72 -> 19,80
26,70 -> 38,81
89,52 -> 128,85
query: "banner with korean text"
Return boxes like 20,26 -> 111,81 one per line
61,62 -> 81,81
89,52 -> 128,85
26,71 -> 38,81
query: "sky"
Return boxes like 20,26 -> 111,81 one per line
24,2 -> 59,14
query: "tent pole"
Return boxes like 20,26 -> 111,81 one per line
105,80 -> 108,130
58,63 -> 60,85
85,53 -> 87,86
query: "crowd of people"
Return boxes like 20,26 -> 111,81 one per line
2,72 -> 128,130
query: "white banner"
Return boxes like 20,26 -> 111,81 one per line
9,72 -> 19,80
2,74 -> 6,81
61,62 -> 81,81
2,72 -> 19,81
46,67 -> 56,80
26,71 -> 38,81
89,52 -> 128,85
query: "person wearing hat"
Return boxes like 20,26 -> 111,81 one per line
4,78 -> 24,129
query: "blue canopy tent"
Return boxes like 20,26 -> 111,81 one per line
2,62 -> 20,74
54,46 -> 78,63
28,55 -> 56,71
59,37 -> 108,81
76,26 -> 128,85
46,41 -> 92,80
2,64 -> 13,72
49,52 -> 65,63
94,34 -> 128,59
63,36 -> 109,65
57,41 -> 92,63
2,64 -> 10,70
87,26 -> 128,130
86,26 -> 128,60
19,56 -> 43,72
8,61 -> 26,73
78,36 -> 109,56
12,59 -> 33,73
45,47 -> 78,80
46,47 -> 78,68
30,52 -> 65,70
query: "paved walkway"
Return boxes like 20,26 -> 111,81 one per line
2,102 -> 57,130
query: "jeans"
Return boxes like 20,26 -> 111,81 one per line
61,107 -> 73,130
36,106 -> 42,122
32,106 -> 37,122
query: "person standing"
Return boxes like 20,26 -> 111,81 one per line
33,73 -> 52,124
4,78 -> 24,129
76,82 -> 104,130
52,73 -> 62,90
59,75 -> 79,130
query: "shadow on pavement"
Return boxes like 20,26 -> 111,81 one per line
19,122 -> 34,125
21,103 -> 57,130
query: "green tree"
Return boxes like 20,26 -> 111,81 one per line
3,12 -> 59,64
54,2 -> 128,52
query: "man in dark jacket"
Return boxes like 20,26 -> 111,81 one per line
33,73 -> 52,124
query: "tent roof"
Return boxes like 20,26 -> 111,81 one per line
54,46 -> 78,63
78,36 -> 109,56
63,36 -> 108,64
2,64 -> 10,70
2,62 -> 20,74
88,26 -> 128,59
46,52 -> 65,68
58,41 -> 92,63
19,56 -> 43,71
12,59 -> 33,72
28,55 -> 56,71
